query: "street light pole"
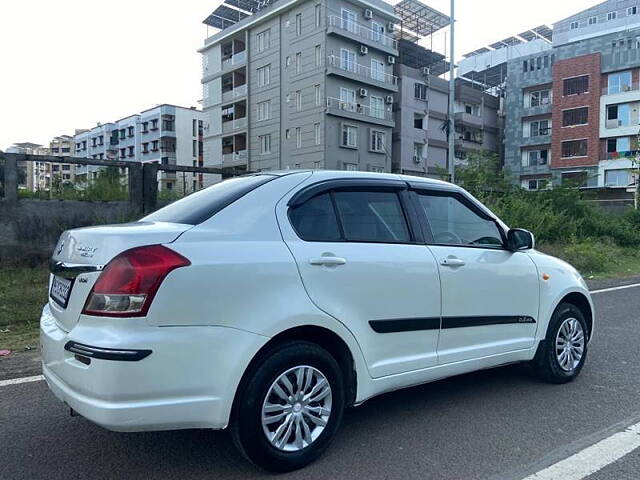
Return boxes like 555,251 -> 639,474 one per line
448,0 -> 456,183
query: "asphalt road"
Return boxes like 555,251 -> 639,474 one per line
1,287 -> 640,480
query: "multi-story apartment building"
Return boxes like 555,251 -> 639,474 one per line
393,39 -> 502,177
504,0 -> 640,203
6,142 -> 51,191
74,105 -> 206,192
49,135 -> 76,190
200,0 -> 399,174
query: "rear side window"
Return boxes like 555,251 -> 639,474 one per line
334,191 -> 410,243
417,193 -> 503,247
142,175 -> 275,225
290,189 -> 411,243
289,193 -> 341,241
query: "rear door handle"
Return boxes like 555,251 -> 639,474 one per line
440,257 -> 465,267
310,257 -> 347,266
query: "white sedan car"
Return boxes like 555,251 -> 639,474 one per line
41,170 -> 593,471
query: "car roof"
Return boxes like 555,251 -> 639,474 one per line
261,169 -> 456,189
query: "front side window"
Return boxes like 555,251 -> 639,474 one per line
417,193 -> 503,247
415,82 -> 427,100
259,134 -> 271,154
370,96 -> 385,119
371,59 -> 385,82
257,29 -> 270,52
562,107 -> 589,127
608,71 -> 632,94
370,130 -> 385,152
529,89 -> 550,107
341,124 -> 357,147
340,48 -> 356,72
257,65 -> 270,87
341,8 -> 357,33
561,139 -> 588,158
563,75 -> 589,96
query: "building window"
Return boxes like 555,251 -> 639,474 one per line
414,114 -> 424,129
313,161 -> 321,169
142,142 -> 149,154
315,45 -> 321,67
258,100 -> 270,121
464,104 -> 480,116
296,127 -> 302,148
128,126 -> 135,137
371,22 -> 384,42
314,122 -> 321,145
370,96 -> 385,119
120,148 -> 126,158
127,146 -> 134,157
608,71 -> 632,94
528,89 -> 551,107
151,119 -> 158,130
341,8 -> 357,33
607,103 -> 631,126
605,169 -> 631,186
192,140 -> 197,156
588,16 -> 598,25
561,139 -> 588,158
98,135 -> 104,145
162,119 -> 174,131
562,107 -> 588,127
192,119 -> 197,136
259,134 -> 271,154
340,48 -> 356,72
629,6 -> 638,15
295,13 -> 302,35
561,171 -> 588,187
257,65 -> 270,87
415,82 -> 427,100
563,75 -> 589,96
607,137 -> 631,155
257,29 -> 270,52
570,21 -> 579,30
315,4 -> 321,27
296,52 -> 302,73
152,140 -> 159,151
341,124 -> 357,148
344,163 -> 357,171
371,59 -> 385,82
119,129 -> 126,140
315,84 -> 321,106
370,130 -> 385,152
295,90 -> 302,111
142,122 -> 149,133
413,143 -> 424,162
522,149 -> 549,167
523,178 -> 549,191
608,11 -> 617,21
529,119 -> 550,137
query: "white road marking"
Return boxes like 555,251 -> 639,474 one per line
591,282 -> 640,294
522,422 -> 640,480
0,374 -> 44,388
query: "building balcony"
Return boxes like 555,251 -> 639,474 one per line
326,55 -> 398,92
327,15 -> 398,55
455,137 -> 484,150
326,97 -> 394,127
602,82 -> 640,96
222,150 -> 248,167
222,117 -> 247,134
454,112 -> 483,128
221,51 -> 246,70
221,84 -> 247,104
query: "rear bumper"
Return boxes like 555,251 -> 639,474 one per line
40,304 -> 269,432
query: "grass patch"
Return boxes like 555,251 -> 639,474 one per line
0,265 -> 49,352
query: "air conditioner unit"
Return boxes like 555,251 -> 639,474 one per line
413,155 -> 422,163
387,55 -> 395,64
364,8 -> 373,19
422,67 -> 430,75
385,95 -> 394,104
360,45 -> 369,55
358,88 -> 368,97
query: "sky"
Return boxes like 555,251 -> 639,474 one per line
0,0 -> 603,150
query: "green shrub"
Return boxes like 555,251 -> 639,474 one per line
562,239 -> 618,274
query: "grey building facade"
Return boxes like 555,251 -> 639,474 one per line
200,0 -> 399,174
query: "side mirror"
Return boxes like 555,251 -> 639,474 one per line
507,228 -> 535,251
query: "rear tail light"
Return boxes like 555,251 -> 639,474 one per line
82,245 -> 190,317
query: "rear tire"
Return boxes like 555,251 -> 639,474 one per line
230,341 -> 345,472
534,302 -> 588,384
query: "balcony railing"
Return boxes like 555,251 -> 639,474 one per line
222,150 -> 248,165
327,15 -> 397,50
327,55 -> 397,86
221,51 -> 246,69
602,149 -> 639,160
605,119 -> 631,129
222,117 -> 248,133
326,97 -> 393,121
602,82 -> 640,95
222,84 -> 247,103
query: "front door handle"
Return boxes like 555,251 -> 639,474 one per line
440,257 -> 465,267
310,257 -> 347,266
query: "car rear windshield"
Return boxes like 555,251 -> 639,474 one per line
142,175 -> 276,225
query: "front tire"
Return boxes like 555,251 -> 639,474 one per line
230,341 -> 345,472
534,302 -> 588,384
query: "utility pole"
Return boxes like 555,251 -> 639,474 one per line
635,130 -> 639,210
447,0 -> 456,183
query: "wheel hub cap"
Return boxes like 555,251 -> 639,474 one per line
261,365 -> 332,452
555,317 -> 585,372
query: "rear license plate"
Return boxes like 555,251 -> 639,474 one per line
50,275 -> 73,308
